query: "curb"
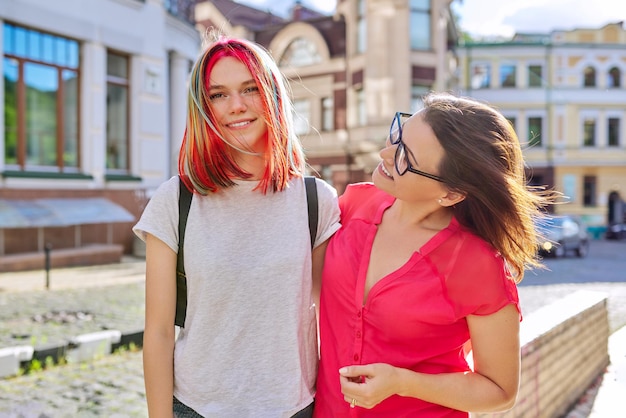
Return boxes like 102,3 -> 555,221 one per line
0,329 -> 143,379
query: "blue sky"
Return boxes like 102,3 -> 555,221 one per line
236,0 -> 626,38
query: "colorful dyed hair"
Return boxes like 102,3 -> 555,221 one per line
178,35 -> 305,194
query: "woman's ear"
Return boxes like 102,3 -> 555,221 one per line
440,190 -> 466,207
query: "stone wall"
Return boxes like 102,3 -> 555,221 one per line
473,290 -> 610,418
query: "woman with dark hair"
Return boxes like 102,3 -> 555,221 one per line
314,92 -> 555,417
134,35 -> 340,417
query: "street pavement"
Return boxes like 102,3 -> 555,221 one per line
0,239 -> 624,417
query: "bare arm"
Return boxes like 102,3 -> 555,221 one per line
339,304 -> 520,412
311,239 -> 329,313
143,233 -> 177,418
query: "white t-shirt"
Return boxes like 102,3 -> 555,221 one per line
133,176 -> 340,417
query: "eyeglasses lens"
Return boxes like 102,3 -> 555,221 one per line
390,115 -> 400,145
391,114 -> 409,175
395,142 -> 408,175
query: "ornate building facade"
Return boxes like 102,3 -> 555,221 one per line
458,22 -> 626,229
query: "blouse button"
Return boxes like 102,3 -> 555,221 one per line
357,311 -> 361,318
356,331 -> 361,338
353,354 -> 359,361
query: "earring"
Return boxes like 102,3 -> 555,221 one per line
438,199 -> 443,205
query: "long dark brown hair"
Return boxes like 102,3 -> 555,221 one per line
421,92 -> 557,281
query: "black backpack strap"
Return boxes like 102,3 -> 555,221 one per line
304,176 -> 319,249
175,176 -> 193,327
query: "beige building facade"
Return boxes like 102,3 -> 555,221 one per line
0,0 -> 200,266
458,22 -> 626,230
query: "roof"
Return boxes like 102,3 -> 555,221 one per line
210,0 -> 285,31
0,198 -> 135,228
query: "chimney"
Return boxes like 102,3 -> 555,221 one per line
292,0 -> 303,21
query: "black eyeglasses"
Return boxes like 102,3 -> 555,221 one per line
390,112 -> 445,182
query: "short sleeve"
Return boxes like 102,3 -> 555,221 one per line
313,178 -> 341,247
339,183 -> 394,225
132,176 -> 180,253
430,231 -> 520,319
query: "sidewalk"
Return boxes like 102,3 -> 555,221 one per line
0,255 -> 146,292
0,257 -> 147,377
578,325 -> 626,417
0,257 -> 624,417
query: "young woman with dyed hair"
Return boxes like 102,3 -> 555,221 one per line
134,35 -> 340,417
314,93 -> 557,417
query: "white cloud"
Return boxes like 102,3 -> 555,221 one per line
453,0 -> 626,38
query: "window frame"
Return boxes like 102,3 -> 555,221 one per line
470,62 -> 491,89
608,117 -> 620,147
409,0 -> 431,50
583,175 -> 597,207
105,50 -> 131,174
499,63 -> 516,88
527,116 -> 543,147
583,66 -> 596,87
583,117 -> 596,147
528,64 -> 543,87
3,22 -> 80,172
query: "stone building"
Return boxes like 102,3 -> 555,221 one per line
457,22 -> 626,230
0,0 -> 200,269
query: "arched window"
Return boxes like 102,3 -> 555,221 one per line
608,67 -> 621,88
583,66 -> 596,87
279,37 -> 321,67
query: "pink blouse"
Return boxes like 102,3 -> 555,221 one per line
314,183 -> 520,418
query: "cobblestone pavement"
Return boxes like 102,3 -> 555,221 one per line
0,350 -> 146,417
0,281 -> 145,350
0,241 -> 624,417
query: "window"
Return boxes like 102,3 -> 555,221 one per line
163,0 -> 195,24
608,67 -> 621,88
528,117 -> 542,147
411,85 -> 430,112
500,64 -> 516,87
410,0 -> 431,50
528,65 -> 543,87
321,165 -> 333,185
583,118 -> 596,146
293,99 -> 310,135
279,37 -> 321,67
505,116 -> 517,133
3,23 -> 79,171
470,63 -> 491,89
106,51 -> 129,172
608,118 -> 620,147
528,173 -> 543,188
583,66 -> 596,87
583,176 -> 596,207
321,97 -> 334,131
356,0 -> 367,54
356,88 -> 366,126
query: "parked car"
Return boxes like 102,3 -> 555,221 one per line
537,215 -> 590,258
606,222 -> 626,240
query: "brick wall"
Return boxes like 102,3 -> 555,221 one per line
473,290 -> 610,418
0,244 -> 124,272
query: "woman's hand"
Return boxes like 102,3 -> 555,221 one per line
338,363 -> 400,409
